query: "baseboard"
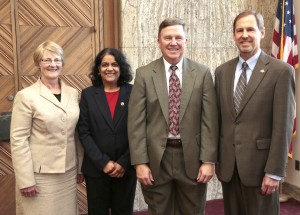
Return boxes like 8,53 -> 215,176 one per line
282,182 -> 300,201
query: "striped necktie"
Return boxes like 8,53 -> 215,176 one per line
234,62 -> 248,113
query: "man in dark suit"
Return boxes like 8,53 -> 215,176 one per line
215,10 -> 295,215
128,18 -> 218,215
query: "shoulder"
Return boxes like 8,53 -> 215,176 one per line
215,58 -> 238,77
122,83 -> 133,89
82,85 -> 97,92
261,53 -> 294,76
15,81 -> 39,97
216,58 -> 237,71
137,58 -> 163,73
64,84 -> 78,94
184,57 -> 209,71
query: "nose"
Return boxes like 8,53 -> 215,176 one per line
242,30 -> 248,38
170,37 -> 177,45
106,64 -> 114,70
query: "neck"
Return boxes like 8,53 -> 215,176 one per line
104,84 -> 120,92
41,77 -> 61,94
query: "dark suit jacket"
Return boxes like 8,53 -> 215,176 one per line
215,51 -> 295,186
128,57 -> 218,179
77,84 -> 135,177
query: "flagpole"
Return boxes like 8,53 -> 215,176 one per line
280,0 -> 285,60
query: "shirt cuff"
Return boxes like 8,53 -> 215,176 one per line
265,173 -> 283,181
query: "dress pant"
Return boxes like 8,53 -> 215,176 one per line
85,173 -> 137,215
141,146 -> 207,215
221,165 -> 279,215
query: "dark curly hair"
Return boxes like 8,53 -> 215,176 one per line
89,48 -> 133,86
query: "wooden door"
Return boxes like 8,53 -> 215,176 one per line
0,0 -> 120,214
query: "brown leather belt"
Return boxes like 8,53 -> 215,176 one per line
166,139 -> 182,148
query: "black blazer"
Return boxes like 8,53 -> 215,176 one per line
77,83 -> 134,177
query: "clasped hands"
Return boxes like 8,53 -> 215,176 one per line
103,160 -> 125,178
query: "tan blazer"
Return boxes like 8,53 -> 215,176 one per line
10,79 -> 83,189
215,51 -> 295,186
128,57 -> 218,179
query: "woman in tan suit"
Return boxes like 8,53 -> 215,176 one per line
10,41 -> 84,215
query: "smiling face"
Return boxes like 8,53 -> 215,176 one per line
39,50 -> 63,82
233,14 -> 265,60
157,25 -> 187,65
99,54 -> 120,87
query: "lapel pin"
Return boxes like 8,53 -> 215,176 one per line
121,102 -> 124,106
260,69 -> 265,73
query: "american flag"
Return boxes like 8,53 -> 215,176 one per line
271,0 -> 298,158
272,0 -> 298,68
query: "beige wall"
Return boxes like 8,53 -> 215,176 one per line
119,0 -> 299,211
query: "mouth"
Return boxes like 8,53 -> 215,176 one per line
240,41 -> 251,45
103,72 -> 117,77
48,68 -> 59,72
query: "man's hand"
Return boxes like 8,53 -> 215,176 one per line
136,164 -> 154,186
261,176 -> 279,195
197,163 -> 214,183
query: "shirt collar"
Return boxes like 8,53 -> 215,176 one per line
163,57 -> 184,73
238,49 -> 261,71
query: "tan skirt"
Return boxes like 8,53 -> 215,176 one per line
16,167 -> 79,215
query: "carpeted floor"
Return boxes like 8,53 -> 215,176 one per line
134,198 -> 300,215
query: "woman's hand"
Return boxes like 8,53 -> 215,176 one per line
109,162 -> 125,178
77,174 -> 85,184
20,185 -> 39,197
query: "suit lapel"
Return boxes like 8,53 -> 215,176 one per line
226,58 -> 239,118
237,52 -> 269,116
113,85 -> 129,128
60,81 -> 71,112
94,86 -> 115,130
39,79 -> 66,112
180,58 -> 196,122
152,58 -> 169,123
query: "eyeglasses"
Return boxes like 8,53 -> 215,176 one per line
41,59 -> 63,65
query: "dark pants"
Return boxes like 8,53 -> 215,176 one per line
221,166 -> 279,215
85,173 -> 137,215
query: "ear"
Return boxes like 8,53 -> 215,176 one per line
260,27 -> 266,39
157,38 -> 161,48
232,32 -> 236,42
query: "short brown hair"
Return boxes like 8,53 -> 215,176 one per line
33,41 -> 65,66
233,10 -> 264,33
158,18 -> 185,37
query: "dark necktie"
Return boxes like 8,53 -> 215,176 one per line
168,65 -> 181,136
234,62 -> 248,113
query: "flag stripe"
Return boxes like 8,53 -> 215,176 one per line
272,0 -> 298,158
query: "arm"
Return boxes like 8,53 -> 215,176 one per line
265,66 -> 295,176
77,90 -> 111,172
128,69 -> 149,165
262,65 -> 295,194
10,92 -> 36,191
128,69 -> 154,185
198,69 -> 219,182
